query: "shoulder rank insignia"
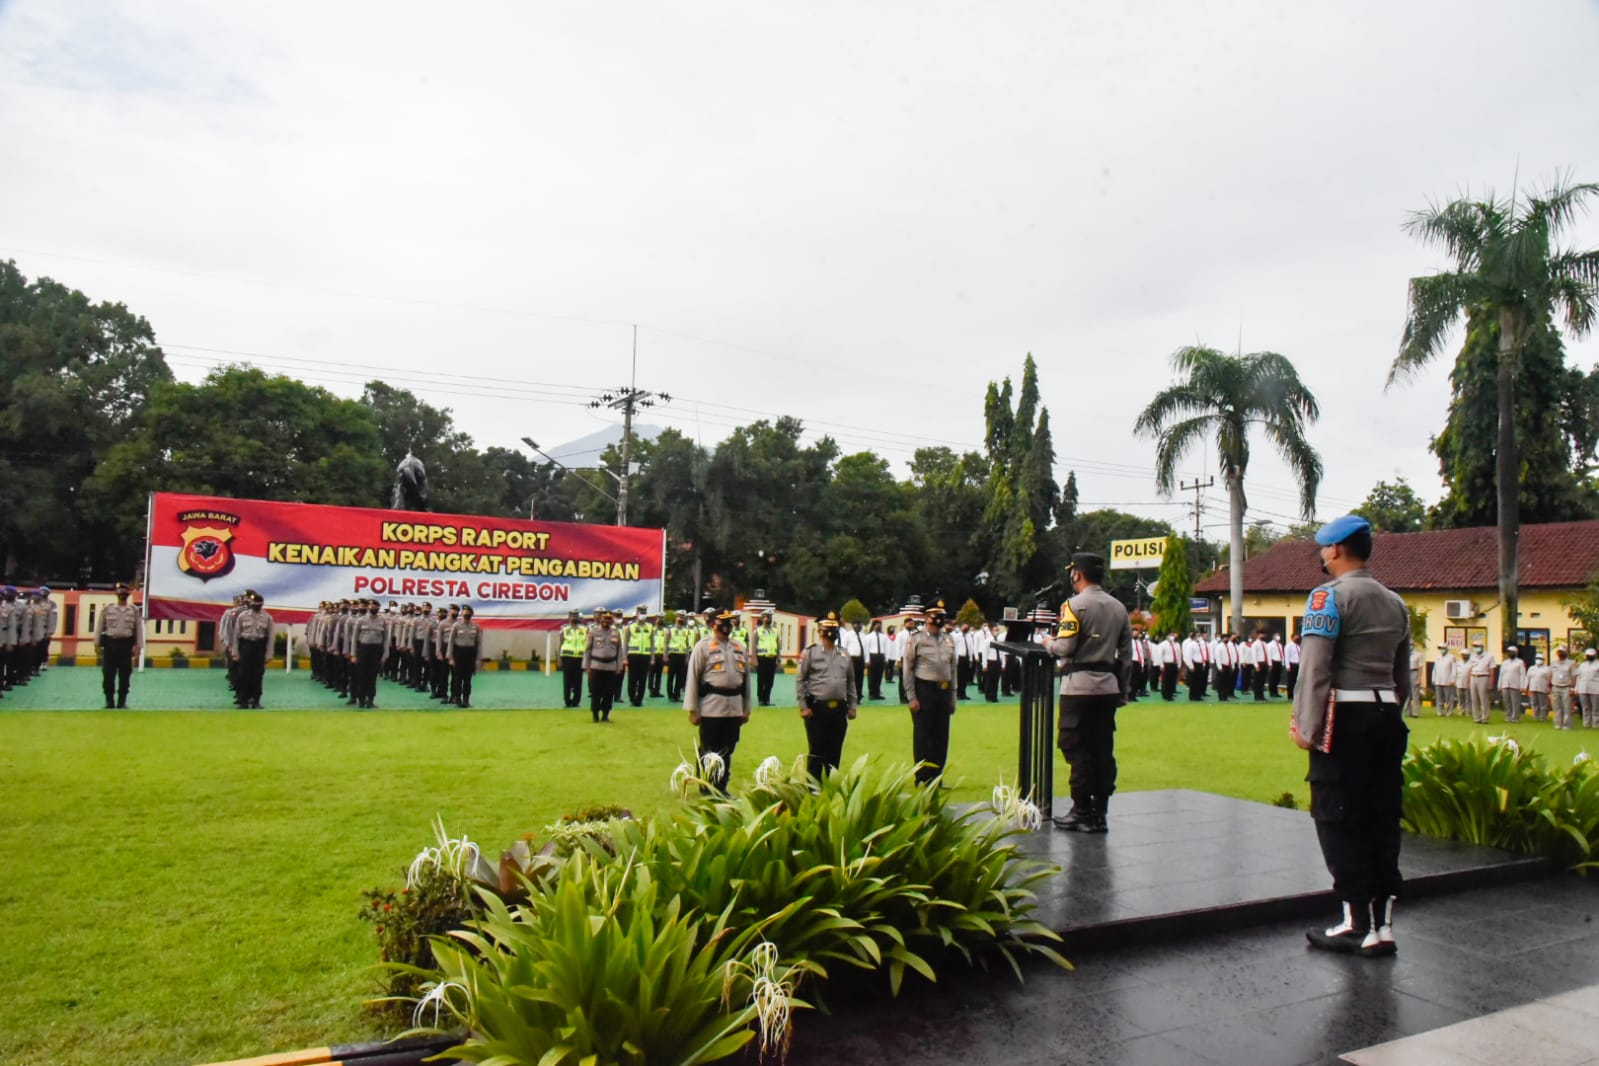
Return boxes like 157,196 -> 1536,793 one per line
1057,601 -> 1080,639
1302,585 -> 1340,639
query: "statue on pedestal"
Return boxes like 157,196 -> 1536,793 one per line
392,451 -> 429,512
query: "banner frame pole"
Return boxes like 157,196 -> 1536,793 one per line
138,492 -> 155,673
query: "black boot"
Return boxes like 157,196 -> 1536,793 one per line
1307,900 -> 1387,956
1087,795 -> 1109,833
1052,796 -> 1097,832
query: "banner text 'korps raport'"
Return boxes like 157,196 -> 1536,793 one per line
144,493 -> 666,628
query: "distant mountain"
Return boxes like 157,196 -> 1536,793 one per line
543,424 -> 665,468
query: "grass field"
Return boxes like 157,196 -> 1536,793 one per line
2,669 -> 1593,1066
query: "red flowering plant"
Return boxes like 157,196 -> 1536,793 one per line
358,860 -> 475,1024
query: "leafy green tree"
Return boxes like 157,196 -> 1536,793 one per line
1356,477 -> 1429,532
908,446 -> 988,609
1148,534 -> 1193,636
1388,177 -> 1599,642
1427,318 -> 1599,528
1056,508 -> 1174,610
1561,574 -> 1599,641
0,260 -> 172,581
85,366 -> 389,569
839,598 -> 871,626
979,355 -> 1061,604
956,598 -> 985,628
1134,345 -> 1322,637
626,429 -> 713,608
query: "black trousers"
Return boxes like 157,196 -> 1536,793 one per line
1058,692 -> 1119,810
866,654 -> 885,699
411,641 -> 427,687
431,655 -> 449,698
983,660 -> 1000,701
1160,663 -> 1179,700
649,654 -> 666,696
697,715 -> 742,792
804,699 -> 850,777
589,669 -> 616,718
354,644 -> 383,705
1286,664 -> 1300,699
1186,662 -> 1209,700
1309,701 -> 1408,906
956,657 -> 972,698
451,657 -> 476,705
1253,666 -> 1268,701
1240,664 -> 1256,698
561,655 -> 583,707
1269,662 -> 1283,697
627,654 -> 650,705
236,638 -> 267,705
851,656 -> 866,701
667,653 -> 688,701
757,656 -> 778,704
911,678 -> 955,785
100,637 -> 134,705
1130,662 -> 1147,697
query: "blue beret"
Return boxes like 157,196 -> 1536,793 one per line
1315,514 -> 1371,546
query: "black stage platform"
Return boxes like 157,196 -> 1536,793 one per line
1016,789 -> 1550,952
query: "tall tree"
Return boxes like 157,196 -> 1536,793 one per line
1134,345 -> 1322,636
1427,315 -> 1599,527
1356,477 -> 1428,533
908,446 -> 988,607
980,355 -> 1062,603
1389,178 -> 1599,642
0,260 -> 172,581
1148,534 -> 1194,637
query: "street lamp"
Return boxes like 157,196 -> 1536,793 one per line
520,437 -> 621,520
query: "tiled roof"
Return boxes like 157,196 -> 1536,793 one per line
1193,520 -> 1599,595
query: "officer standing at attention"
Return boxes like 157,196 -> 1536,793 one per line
795,612 -> 857,776
626,607 -> 654,706
1047,553 -> 1133,833
1464,640 -> 1494,723
1290,515 -> 1409,957
448,606 -> 483,707
1497,645 -> 1527,723
684,609 -> 750,792
897,615 -> 920,703
96,583 -> 143,708
584,608 -> 623,722
754,610 -> 781,706
902,601 -> 957,785
350,600 -> 389,709
559,609 -> 587,708
666,611 -> 693,702
232,593 -> 275,709
649,612 -> 669,698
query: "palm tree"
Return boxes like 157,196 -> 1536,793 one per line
1388,178 -> 1599,640
1134,347 -> 1322,637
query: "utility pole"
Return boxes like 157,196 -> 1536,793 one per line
591,324 -> 670,527
1179,476 -> 1214,540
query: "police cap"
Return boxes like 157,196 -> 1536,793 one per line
1314,515 -> 1371,546
818,611 -> 841,632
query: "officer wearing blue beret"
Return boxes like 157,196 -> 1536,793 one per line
1291,514 -> 1411,957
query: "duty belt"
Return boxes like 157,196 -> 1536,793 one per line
704,684 -> 744,696
1064,660 -> 1120,675
1332,687 -> 1398,703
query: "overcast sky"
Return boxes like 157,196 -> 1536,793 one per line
4,0 -> 1597,539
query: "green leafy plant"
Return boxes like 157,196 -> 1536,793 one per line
1403,736 -> 1599,871
1271,791 -> 1298,809
404,851 -> 798,1066
359,861 -> 476,1022
838,598 -> 871,626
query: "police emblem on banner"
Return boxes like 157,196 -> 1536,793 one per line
176,510 -> 241,581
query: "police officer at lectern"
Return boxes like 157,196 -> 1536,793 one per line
1048,553 -> 1133,833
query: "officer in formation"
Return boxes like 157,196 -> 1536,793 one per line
448,606 -> 483,707
901,600 -> 957,786
1047,553 -> 1133,833
0,586 -> 27,693
95,582 -> 143,708
1577,648 -> 1599,728
1290,515 -> 1409,958
307,599 -> 352,697
1526,654 -> 1551,721
1497,646 -> 1527,722
217,592 -> 253,699
667,612 -> 694,701
583,608 -> 623,722
794,611 -> 857,776
649,614 -> 669,697
349,599 -> 390,709
1464,639 -> 1494,722
559,609 -> 586,707
1432,644 -> 1458,715
683,608 -> 750,792
624,607 -> 655,707
896,614 -> 920,703
231,592 -> 275,709
1550,647 -> 1577,729
753,610 -> 782,705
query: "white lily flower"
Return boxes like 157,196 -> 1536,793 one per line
699,750 -> 727,782
411,979 -> 468,1030
991,780 -> 1043,831
669,759 -> 697,797
723,941 -> 795,1057
754,756 -> 783,789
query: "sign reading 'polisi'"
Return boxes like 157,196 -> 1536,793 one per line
1109,536 -> 1167,570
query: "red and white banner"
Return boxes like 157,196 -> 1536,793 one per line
144,493 -> 666,628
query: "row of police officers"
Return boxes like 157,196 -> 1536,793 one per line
306,600 -> 482,708
2,585 -> 58,697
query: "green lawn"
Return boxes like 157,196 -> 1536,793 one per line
1,670 -> 1593,1066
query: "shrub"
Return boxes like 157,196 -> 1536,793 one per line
1403,736 -> 1599,871
359,862 -> 475,1023
1271,791 -> 1298,809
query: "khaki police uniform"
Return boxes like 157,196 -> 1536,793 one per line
449,615 -> 483,707
795,617 -> 857,776
684,618 -> 750,792
96,590 -> 143,708
902,606 -> 956,786
1047,559 -> 1133,832
233,601 -> 276,708
584,617 -> 623,721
